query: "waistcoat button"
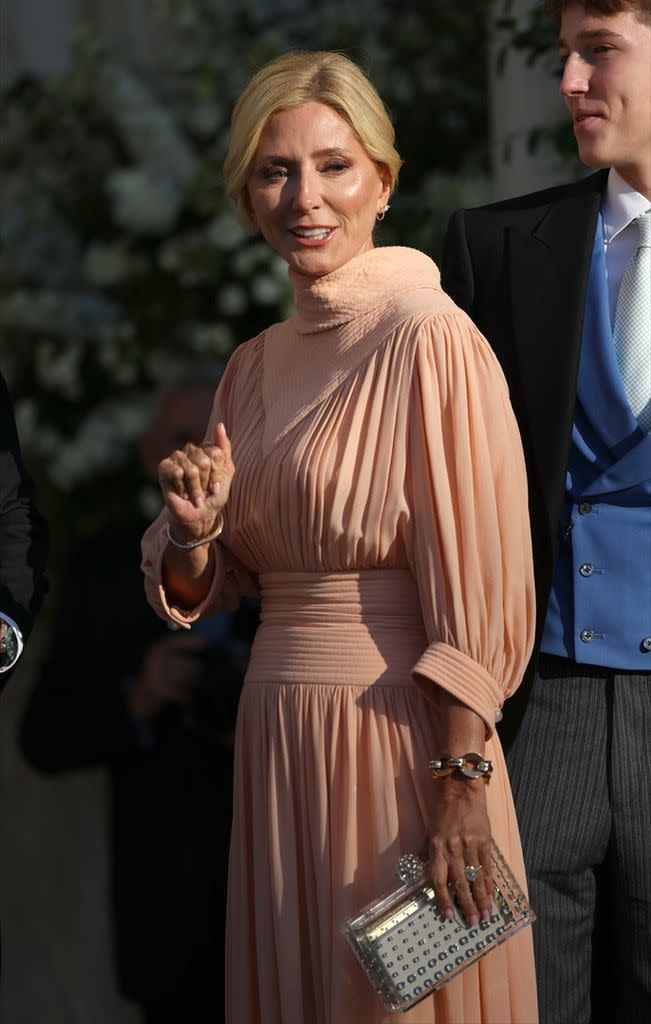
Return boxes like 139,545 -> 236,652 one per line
642,637 -> 651,652
578,502 -> 592,515
580,628 -> 595,643
579,563 -> 594,577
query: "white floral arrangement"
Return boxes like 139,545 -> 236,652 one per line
0,0 -> 491,533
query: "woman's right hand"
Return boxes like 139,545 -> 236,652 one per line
158,421 -> 235,545
426,776 -> 494,926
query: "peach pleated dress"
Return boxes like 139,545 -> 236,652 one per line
142,247 -> 538,1024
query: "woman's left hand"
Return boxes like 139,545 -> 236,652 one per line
427,776 -> 495,925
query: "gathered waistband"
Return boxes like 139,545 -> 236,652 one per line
258,569 -> 421,624
247,570 -> 427,687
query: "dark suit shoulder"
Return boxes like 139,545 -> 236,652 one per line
458,169 -> 607,223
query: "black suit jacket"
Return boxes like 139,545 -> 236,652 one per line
441,170 -> 607,749
0,371 -> 48,689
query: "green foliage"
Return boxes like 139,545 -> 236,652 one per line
495,0 -> 582,164
0,0 -> 492,547
495,1 -> 558,72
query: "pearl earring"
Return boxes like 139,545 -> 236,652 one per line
376,204 -> 390,223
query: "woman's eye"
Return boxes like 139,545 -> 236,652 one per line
324,161 -> 348,173
263,167 -> 287,180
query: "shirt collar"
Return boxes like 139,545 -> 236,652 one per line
602,168 -> 650,245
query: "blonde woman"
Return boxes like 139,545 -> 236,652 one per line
142,51 -> 538,1024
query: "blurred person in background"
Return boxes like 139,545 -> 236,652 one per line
20,368 -> 258,1024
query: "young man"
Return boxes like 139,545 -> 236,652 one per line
442,3 -> 650,1022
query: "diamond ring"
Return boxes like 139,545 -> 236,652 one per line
463,864 -> 483,883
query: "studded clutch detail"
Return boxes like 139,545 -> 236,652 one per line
343,840 -> 536,1013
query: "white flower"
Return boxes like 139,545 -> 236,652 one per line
42,344 -> 83,400
84,242 -> 129,286
97,343 -> 120,370
269,254 -> 290,280
116,322 -> 136,341
107,168 -> 180,235
112,362 -> 138,386
158,240 -> 180,270
14,399 -> 37,448
185,103 -> 221,137
139,483 -> 164,520
179,270 -> 202,286
144,350 -> 188,382
188,322 -> 234,355
29,423 -> 61,460
208,213 -> 248,251
232,242 -> 273,276
95,60 -> 196,190
217,283 -> 247,317
110,398 -> 150,438
250,274 -> 281,305
0,289 -> 122,338
48,399 -> 149,490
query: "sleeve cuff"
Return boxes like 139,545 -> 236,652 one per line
152,536 -> 227,629
412,642 -> 504,736
0,612 -> 24,672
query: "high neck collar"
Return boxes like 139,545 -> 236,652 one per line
288,246 -> 441,334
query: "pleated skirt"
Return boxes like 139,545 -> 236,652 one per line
225,570 -> 537,1023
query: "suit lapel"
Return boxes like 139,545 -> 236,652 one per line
508,172 -> 605,530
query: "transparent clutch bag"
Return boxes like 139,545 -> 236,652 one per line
343,840 -> 536,1014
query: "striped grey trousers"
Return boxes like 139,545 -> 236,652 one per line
507,655 -> 651,1024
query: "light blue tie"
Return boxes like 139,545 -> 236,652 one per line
613,209 -> 651,432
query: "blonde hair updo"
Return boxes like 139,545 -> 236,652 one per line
224,51 -> 403,231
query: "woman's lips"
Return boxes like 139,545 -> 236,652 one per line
290,227 -> 336,246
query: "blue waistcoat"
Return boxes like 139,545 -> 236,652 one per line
541,216 -> 651,669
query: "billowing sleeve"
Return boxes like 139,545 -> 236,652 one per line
404,312 -> 535,736
140,342 -> 259,628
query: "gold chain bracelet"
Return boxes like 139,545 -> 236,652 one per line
428,752 -> 493,782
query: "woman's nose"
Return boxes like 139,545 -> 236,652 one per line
291,168 -> 320,213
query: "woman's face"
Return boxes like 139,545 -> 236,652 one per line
246,101 -> 391,278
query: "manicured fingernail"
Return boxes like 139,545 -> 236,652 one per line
193,495 -> 204,508
444,908 -> 454,920
481,909 -> 490,922
469,914 -> 479,926
210,480 -> 222,495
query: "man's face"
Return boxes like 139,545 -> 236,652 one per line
558,5 -> 651,188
